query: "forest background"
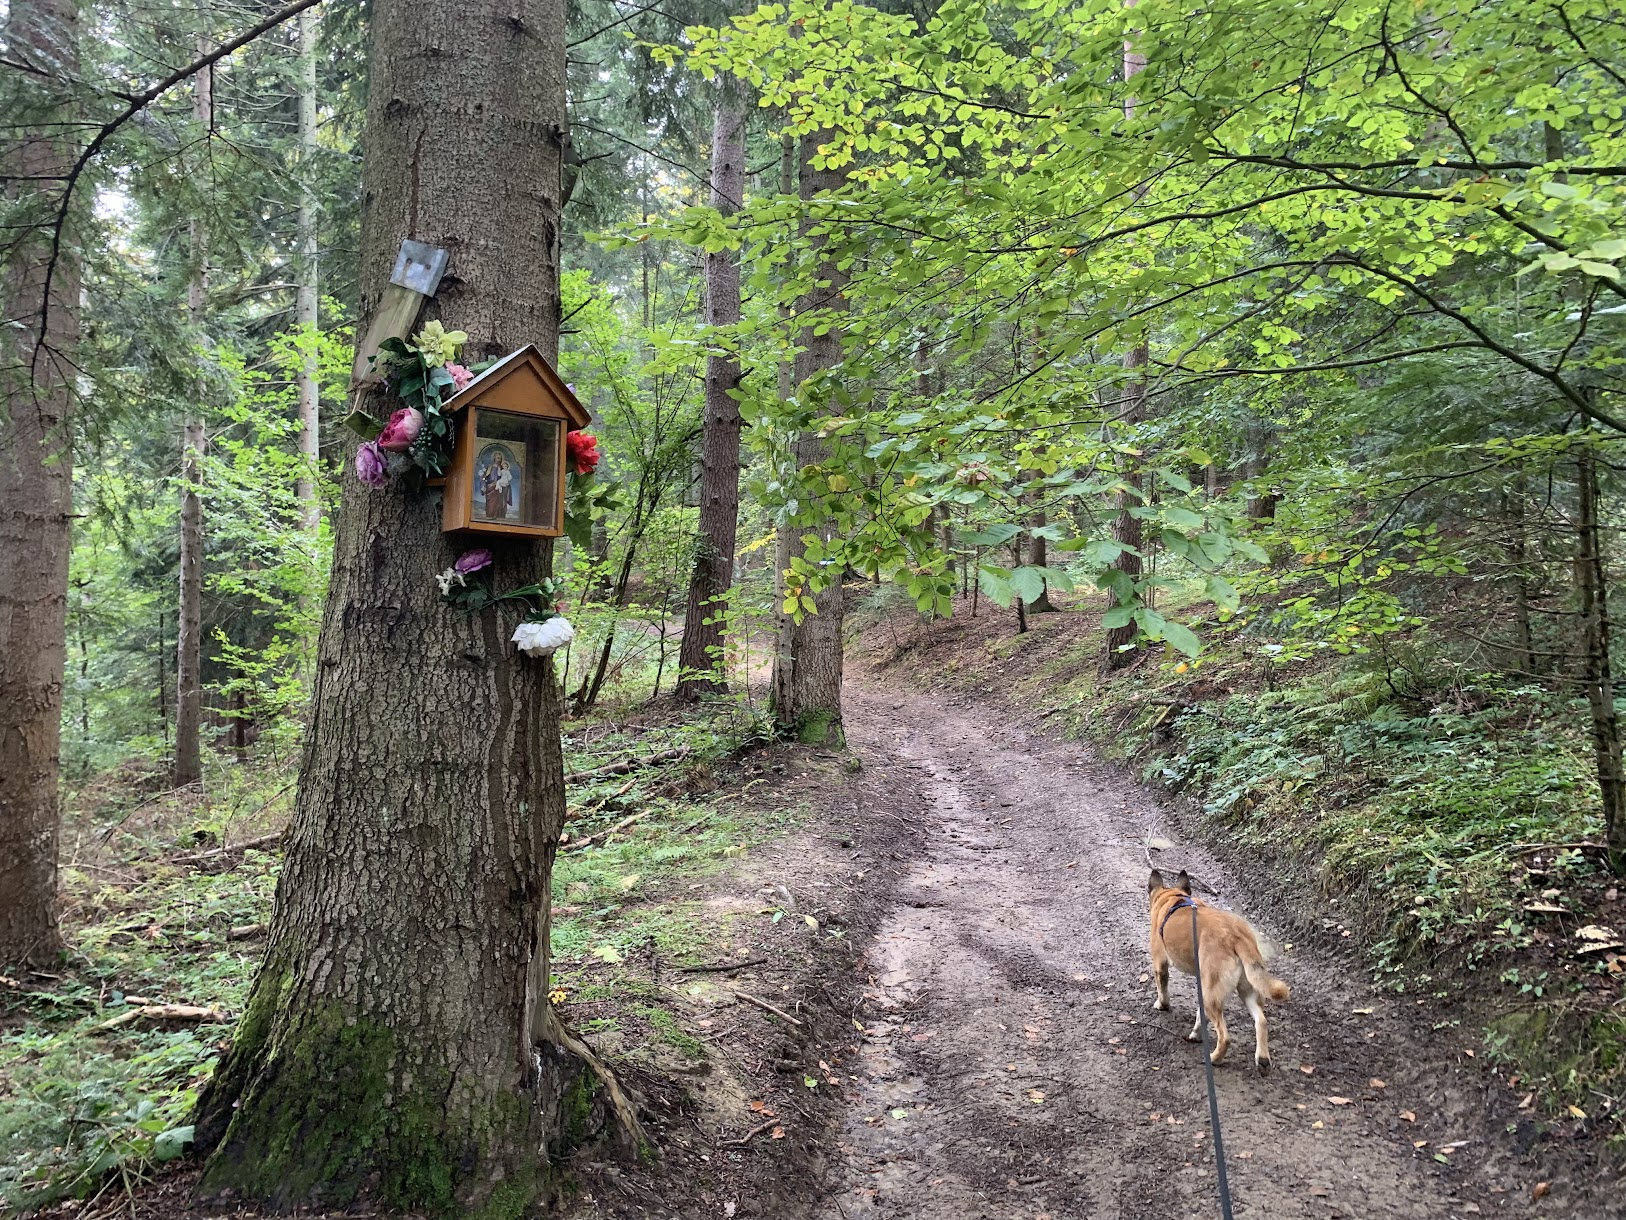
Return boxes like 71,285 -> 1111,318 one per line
3,0 -> 1626,1210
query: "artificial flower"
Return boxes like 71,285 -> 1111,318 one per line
454,548 -> 493,575
565,429 -> 600,476
409,319 -> 468,368
377,407 -> 424,452
355,440 -> 388,487
446,362 -> 475,392
512,616 -> 574,657
434,567 -> 466,596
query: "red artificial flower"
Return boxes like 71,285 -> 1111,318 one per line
566,429 -> 600,475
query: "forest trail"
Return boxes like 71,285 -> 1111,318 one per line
819,679 -> 1587,1220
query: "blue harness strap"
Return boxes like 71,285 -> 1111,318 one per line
1159,894 -> 1195,939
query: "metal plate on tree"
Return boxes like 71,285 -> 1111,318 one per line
390,239 -> 449,296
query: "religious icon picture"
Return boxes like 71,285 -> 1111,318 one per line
472,438 -> 525,523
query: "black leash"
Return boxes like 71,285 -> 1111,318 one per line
1190,900 -> 1236,1220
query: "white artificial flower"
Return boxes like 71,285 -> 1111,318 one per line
512,616 -> 574,657
434,567 -> 466,596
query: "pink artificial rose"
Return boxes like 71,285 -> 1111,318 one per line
446,362 -> 475,392
377,407 -> 424,453
355,439 -> 388,487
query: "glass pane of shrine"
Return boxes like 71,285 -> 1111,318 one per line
469,409 -> 561,530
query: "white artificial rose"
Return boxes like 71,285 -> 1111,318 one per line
511,616 -> 574,657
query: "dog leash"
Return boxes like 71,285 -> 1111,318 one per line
1189,900 -> 1237,1220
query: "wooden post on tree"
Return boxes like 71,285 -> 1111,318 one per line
0,0 -> 79,968
192,2 -> 635,1209
676,88 -> 747,701
771,130 -> 847,744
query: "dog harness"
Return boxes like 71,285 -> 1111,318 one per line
1159,894 -> 1196,939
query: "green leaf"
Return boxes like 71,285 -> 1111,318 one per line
962,523 -> 1021,546
153,1126 -> 195,1162
1011,566 -> 1047,604
1101,605 -> 1135,629
1161,621 -> 1202,657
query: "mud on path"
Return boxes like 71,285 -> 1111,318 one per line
822,679 -> 1608,1220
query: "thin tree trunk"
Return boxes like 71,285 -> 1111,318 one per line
294,7 -> 321,532
192,3 -> 609,1209
1104,23 -> 1147,670
1502,480 -> 1536,673
676,91 -> 746,701
0,0 -> 79,968
173,52 -> 211,789
1576,440 -> 1625,873
771,132 -> 847,744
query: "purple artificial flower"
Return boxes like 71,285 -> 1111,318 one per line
355,439 -> 388,487
454,548 -> 493,576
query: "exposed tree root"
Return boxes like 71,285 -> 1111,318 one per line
540,1011 -> 651,1154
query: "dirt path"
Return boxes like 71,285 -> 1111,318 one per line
820,680 -> 1603,1220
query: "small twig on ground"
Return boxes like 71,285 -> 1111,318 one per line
727,1119 -> 778,1145
226,923 -> 266,941
564,809 -> 652,852
567,747 -> 690,785
567,776 -> 638,822
93,1003 -> 227,1032
677,957 -> 768,974
170,829 -> 285,864
734,992 -> 803,1026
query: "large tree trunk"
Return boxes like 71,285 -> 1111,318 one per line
676,91 -> 746,702
770,132 -> 846,744
1575,440 -> 1626,874
1103,25 -> 1147,670
0,0 -> 79,968
173,54 -> 212,789
294,7 -> 322,533
191,3 -> 612,1210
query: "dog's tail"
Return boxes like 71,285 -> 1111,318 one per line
1242,928 -> 1290,1001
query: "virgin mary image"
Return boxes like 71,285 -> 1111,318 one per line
476,447 -> 518,520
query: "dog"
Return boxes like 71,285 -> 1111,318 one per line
1147,868 -> 1290,1074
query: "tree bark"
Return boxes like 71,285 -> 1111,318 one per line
294,7 -> 322,533
173,52 -> 212,789
770,132 -> 847,744
192,3 -> 605,1210
1103,22 -> 1147,670
1575,440 -> 1625,873
676,91 -> 746,701
0,0 -> 79,968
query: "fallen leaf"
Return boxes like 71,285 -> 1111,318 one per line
618,874 -> 640,891
1028,1089 -> 1046,1104
1311,1120 -> 1325,1130
1352,1007 -> 1373,1015
1463,1204 -> 1481,1214
1533,1182 -> 1551,1200
1568,1104 -> 1588,1119
1414,1140 -> 1429,1149
890,1108 -> 908,1120
1327,1096 -> 1354,1106
1299,1064 -> 1316,1075
1399,1110 -> 1416,1122
1368,1078 -> 1387,1089
770,1126 -> 786,1140
1578,924 -> 1619,942
1517,1092 -> 1534,1110
1464,1049 -> 1475,1058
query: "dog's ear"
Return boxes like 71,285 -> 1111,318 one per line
1147,869 -> 1164,894
1175,869 -> 1193,895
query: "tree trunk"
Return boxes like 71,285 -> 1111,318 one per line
1575,440 -> 1626,873
192,4 -> 611,1210
1502,480 -> 1536,674
770,132 -> 846,744
675,91 -> 746,701
173,53 -> 212,789
1103,23 -> 1147,670
294,7 -> 322,533
0,0 -> 79,968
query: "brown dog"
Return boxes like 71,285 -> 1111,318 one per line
1148,869 -> 1290,1074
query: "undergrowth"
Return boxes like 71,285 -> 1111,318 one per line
1,697 -> 785,1214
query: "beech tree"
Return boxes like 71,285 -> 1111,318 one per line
192,1 -> 629,1209
0,0 -> 79,968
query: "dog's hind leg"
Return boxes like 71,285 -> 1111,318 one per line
1244,984 -> 1270,1074
1204,989 -> 1230,1064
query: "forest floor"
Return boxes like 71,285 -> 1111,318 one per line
13,621 -> 1623,1219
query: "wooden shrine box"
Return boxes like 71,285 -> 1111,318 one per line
440,344 -> 591,539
